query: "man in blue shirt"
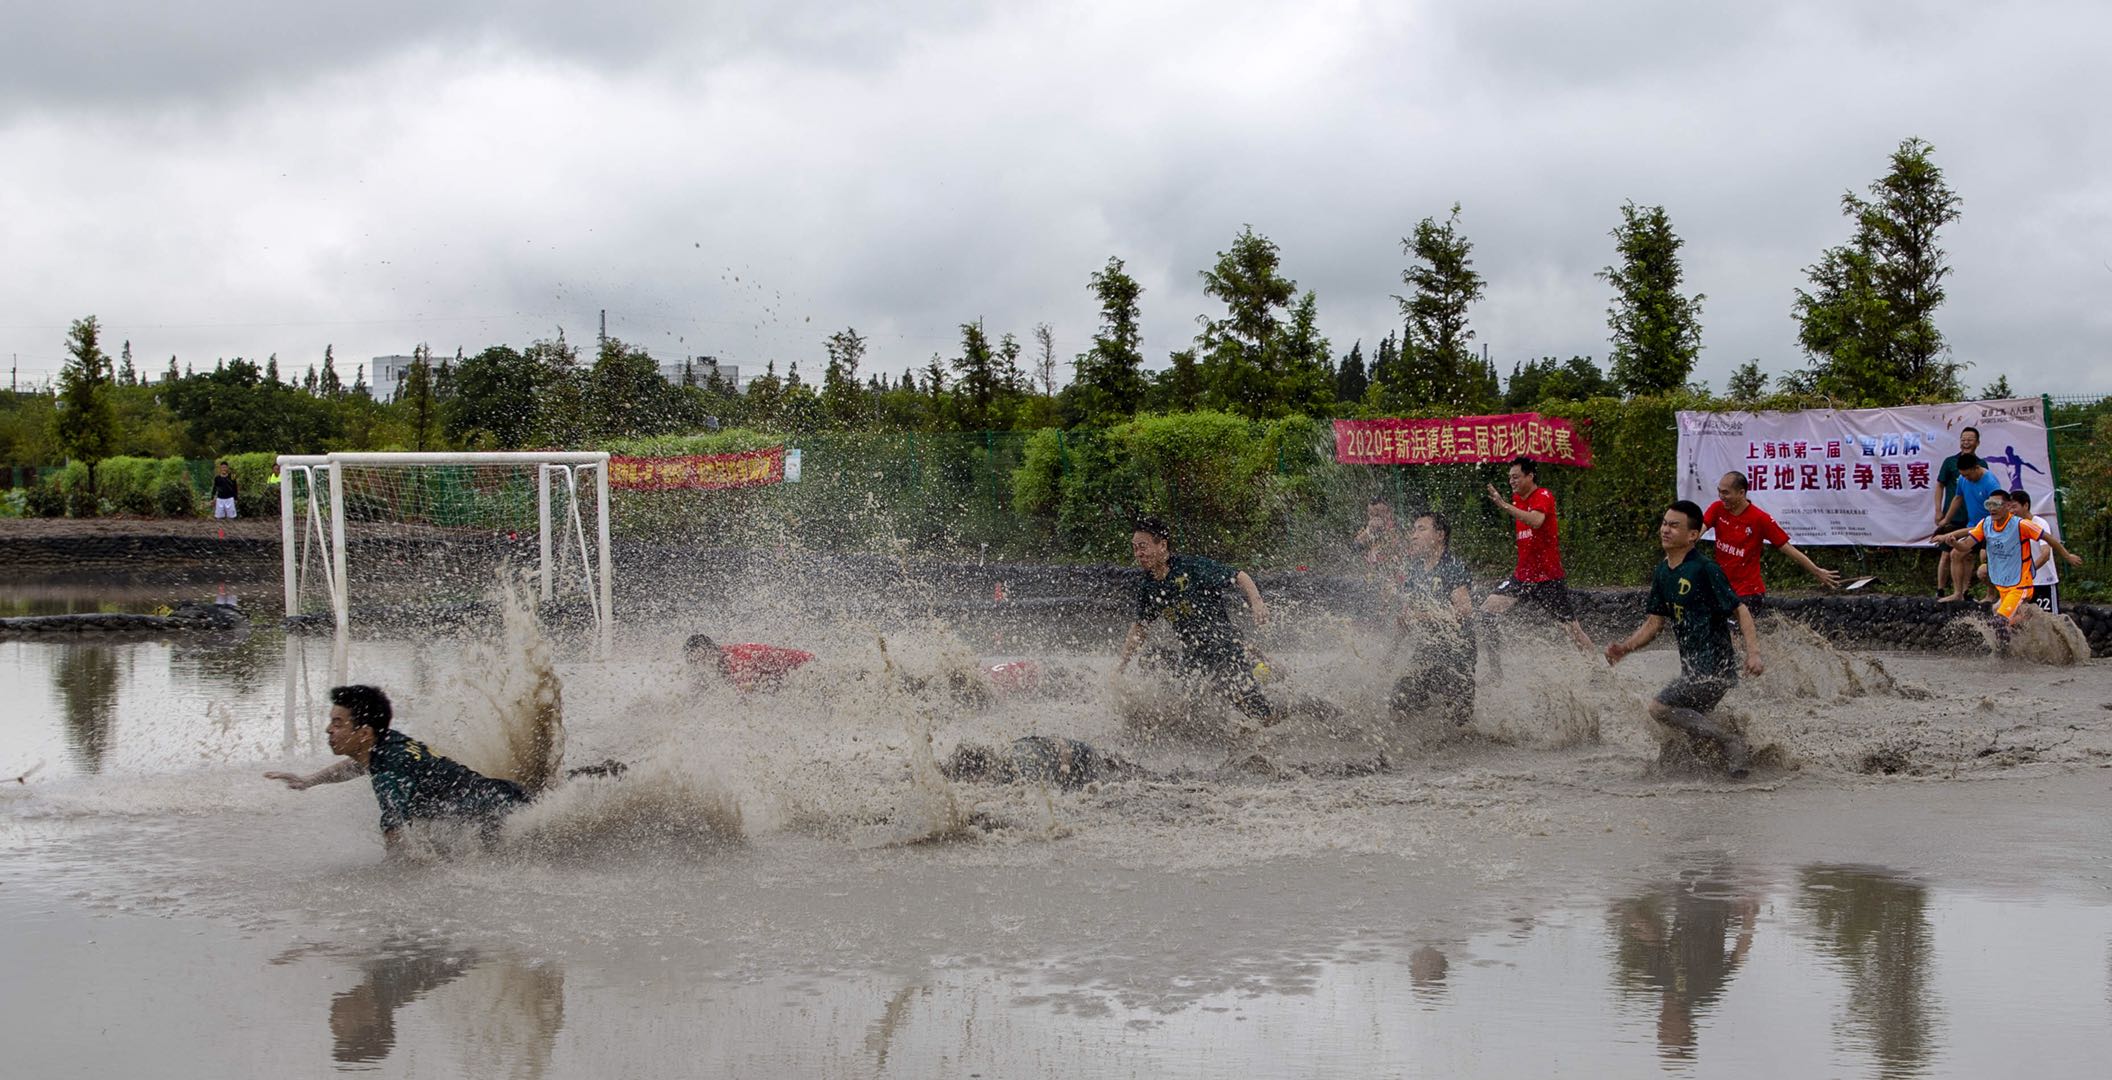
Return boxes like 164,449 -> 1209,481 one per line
1938,454 -> 2003,603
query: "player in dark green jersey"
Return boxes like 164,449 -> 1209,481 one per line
1605,501 -> 1767,778
1115,516 -> 1274,719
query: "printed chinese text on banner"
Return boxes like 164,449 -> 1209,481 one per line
1332,413 -> 1594,468
608,447 -> 786,491
1674,398 -> 2058,547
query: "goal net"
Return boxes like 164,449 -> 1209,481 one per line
275,452 -> 613,652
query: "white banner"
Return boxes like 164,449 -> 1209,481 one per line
1675,398 -> 2059,547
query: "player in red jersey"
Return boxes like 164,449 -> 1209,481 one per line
1480,456 -> 1594,658
1703,471 -> 1841,614
686,633 -> 816,692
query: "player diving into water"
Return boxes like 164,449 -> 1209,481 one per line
1604,501 -> 1767,779
940,736 -> 1148,790
1115,516 -> 1275,720
265,685 -> 531,854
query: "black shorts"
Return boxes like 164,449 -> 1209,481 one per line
1737,592 -> 1767,617
1177,642 -> 1273,720
1392,656 -> 1475,724
1656,673 -> 1734,714
2032,584 -> 2059,614
1494,576 -> 1577,622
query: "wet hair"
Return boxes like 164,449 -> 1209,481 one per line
2008,489 -> 2032,505
1132,516 -> 1171,545
684,633 -> 719,656
1667,500 -> 1706,531
1413,512 -> 1452,553
1720,471 -> 1748,492
1509,456 -> 1537,479
329,684 -> 393,732
1960,425 -> 1981,439
1956,453 -> 1983,471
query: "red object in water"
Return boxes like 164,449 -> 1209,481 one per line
994,581 -> 1007,602
717,643 -> 817,692
986,660 -> 1040,695
1296,564 -> 1309,572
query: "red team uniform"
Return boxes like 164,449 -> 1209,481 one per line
1495,486 -> 1578,620
716,643 -> 816,692
1702,500 -> 1791,599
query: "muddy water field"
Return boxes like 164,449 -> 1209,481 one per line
3,560 -> 2110,1078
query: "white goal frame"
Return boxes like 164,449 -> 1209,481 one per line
274,451 -> 614,655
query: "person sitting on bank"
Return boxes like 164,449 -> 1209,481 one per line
685,633 -> 817,692
1114,516 -> 1274,720
941,736 -> 1146,790
264,684 -> 530,853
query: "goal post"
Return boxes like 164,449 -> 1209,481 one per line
275,451 -> 614,655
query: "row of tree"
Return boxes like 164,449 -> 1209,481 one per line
17,137 -> 1984,489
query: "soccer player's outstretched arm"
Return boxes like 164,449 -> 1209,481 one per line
264,758 -> 366,791
1604,615 -> 1665,666
1115,622 -> 1148,674
1779,542 -> 1842,588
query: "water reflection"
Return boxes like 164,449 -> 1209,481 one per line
51,645 -> 120,774
308,939 -> 565,1076
1407,945 -> 1449,1004
1796,865 -> 1939,1078
167,624 -> 276,696
1607,866 -> 1760,1063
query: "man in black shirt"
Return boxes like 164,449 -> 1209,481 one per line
1605,501 -> 1767,778
1391,512 -> 1477,726
266,685 -> 530,853
1115,516 -> 1273,719
211,460 -> 239,519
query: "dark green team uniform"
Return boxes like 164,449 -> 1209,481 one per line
1393,554 -> 1476,724
1135,554 -> 1271,718
1002,736 -> 1137,789
366,729 -> 529,838
1647,553 -> 1746,713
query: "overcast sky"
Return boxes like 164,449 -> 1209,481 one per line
3,0 -> 2107,398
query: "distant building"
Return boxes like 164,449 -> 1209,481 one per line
368,355 -> 418,402
659,356 -> 739,389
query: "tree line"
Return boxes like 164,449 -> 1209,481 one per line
8,136 -> 1999,493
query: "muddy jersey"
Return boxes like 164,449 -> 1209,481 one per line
1648,553 -> 1744,682
1703,500 -> 1791,597
365,730 -> 528,833
1400,554 -> 1476,661
1511,487 -> 1564,582
1969,514 -> 2043,589
718,643 -> 816,691
1135,554 -> 1243,656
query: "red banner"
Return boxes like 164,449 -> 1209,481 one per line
609,447 -> 785,490
1333,414 -> 1592,467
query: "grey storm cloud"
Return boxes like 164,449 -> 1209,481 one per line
2,0 -> 2106,395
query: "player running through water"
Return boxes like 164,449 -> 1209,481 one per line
1479,456 -> 1594,674
1390,512 -> 1477,726
1115,516 -> 1274,721
1704,471 -> 1842,613
1933,493 -> 2084,635
1605,502 -> 1767,779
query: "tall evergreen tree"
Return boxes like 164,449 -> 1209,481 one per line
320,344 -> 343,396
1335,340 -> 1369,404
1791,137 -> 1965,404
1726,360 -> 1769,403
1195,226 -> 1300,417
400,344 -> 437,450
55,316 -> 118,494
1600,201 -> 1705,395
1384,205 -> 1497,411
1031,323 -> 1058,396
118,340 -> 136,386
1072,256 -> 1148,423
822,327 -> 868,427
952,320 -> 1000,431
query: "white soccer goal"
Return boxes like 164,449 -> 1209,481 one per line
275,452 -> 613,655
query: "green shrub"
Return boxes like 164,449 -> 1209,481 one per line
222,452 -> 281,517
65,483 -> 100,518
25,481 -> 64,517
155,477 -> 197,517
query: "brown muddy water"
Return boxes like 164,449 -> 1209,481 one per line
3,583 -> 2110,1078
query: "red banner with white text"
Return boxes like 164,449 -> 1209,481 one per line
608,447 -> 785,491
1332,414 -> 1593,468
